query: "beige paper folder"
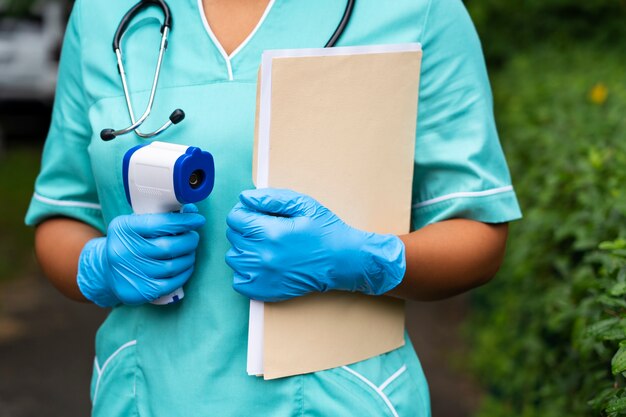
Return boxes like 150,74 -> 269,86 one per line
250,44 -> 423,380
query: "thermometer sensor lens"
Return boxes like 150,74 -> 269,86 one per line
189,170 -> 205,189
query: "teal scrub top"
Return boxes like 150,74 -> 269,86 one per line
26,0 -> 522,416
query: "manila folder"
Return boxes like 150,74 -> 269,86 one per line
252,44 -> 423,380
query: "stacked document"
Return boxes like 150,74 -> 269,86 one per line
249,43 -> 423,380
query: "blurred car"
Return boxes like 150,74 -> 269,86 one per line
0,2 -> 64,102
0,2 -> 68,145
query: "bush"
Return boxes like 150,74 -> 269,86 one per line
0,148 -> 40,282
466,44 -> 626,416
464,0 -> 626,65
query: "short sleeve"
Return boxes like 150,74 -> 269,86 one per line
25,1 -> 105,233
411,0 -> 522,230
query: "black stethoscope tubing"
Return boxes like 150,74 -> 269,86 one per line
113,0 -> 172,52
101,0 -> 355,141
326,0 -> 355,48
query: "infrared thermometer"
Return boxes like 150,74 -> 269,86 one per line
123,141 -> 215,305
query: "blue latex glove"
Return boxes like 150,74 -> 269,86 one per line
225,189 -> 406,302
77,205 -> 205,307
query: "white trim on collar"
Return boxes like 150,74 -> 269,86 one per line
197,0 -> 276,81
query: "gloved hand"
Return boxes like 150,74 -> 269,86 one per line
77,205 -> 205,307
225,188 -> 406,302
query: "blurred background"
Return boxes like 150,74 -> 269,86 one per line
1,0 -> 625,416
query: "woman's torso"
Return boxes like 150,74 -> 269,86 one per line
81,1 -> 431,415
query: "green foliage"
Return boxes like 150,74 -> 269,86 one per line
466,44 -> 626,416
1,0 -> 69,17
464,0 -> 626,65
587,246 -> 626,416
0,148 -> 40,282
1,0 -> 38,16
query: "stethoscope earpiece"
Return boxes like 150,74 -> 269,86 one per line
100,129 -> 117,141
169,109 -> 185,124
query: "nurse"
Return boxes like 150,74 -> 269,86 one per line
27,0 -> 522,416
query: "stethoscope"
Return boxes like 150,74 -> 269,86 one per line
101,0 -> 356,141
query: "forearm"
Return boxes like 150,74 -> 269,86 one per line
388,219 -> 508,301
35,218 -> 102,302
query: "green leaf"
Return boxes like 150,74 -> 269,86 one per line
601,240 -> 626,251
603,327 -> 626,342
605,397 -> 626,414
612,345 -> 626,375
610,282 -> 626,297
585,318 -> 621,338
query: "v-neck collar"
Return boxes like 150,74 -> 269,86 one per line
196,0 -> 276,81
